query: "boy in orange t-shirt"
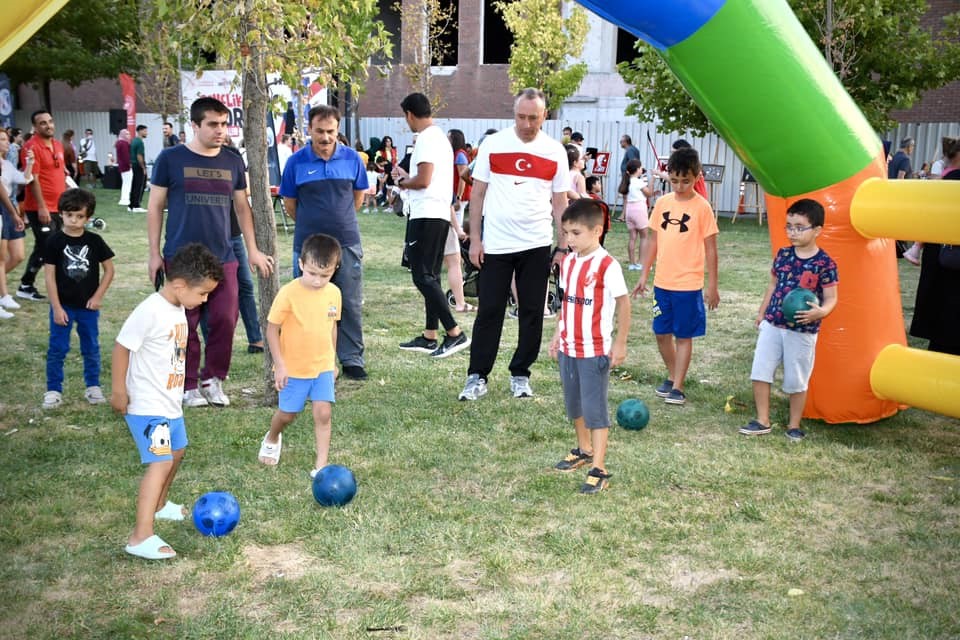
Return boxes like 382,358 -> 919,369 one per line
258,233 -> 342,477
631,147 -> 719,405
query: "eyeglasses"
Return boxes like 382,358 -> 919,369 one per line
785,224 -> 814,234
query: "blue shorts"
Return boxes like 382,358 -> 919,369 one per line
558,352 -> 611,429
125,415 -> 188,464
1,207 -> 25,241
278,371 -> 336,413
651,287 -> 706,339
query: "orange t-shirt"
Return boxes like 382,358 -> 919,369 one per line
649,192 -> 718,291
267,279 -> 341,378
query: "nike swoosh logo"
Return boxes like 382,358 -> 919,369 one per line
514,181 -> 526,185
407,240 -> 418,246
308,169 -> 319,175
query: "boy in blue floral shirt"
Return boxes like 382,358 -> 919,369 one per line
740,198 -> 838,440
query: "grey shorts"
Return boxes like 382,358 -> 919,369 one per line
558,352 -> 611,428
750,320 -> 818,394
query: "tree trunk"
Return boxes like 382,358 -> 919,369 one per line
241,16 -> 281,406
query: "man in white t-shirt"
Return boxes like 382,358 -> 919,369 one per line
458,88 -> 570,401
393,92 -> 471,359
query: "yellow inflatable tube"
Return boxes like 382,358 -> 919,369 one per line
851,179 -> 960,245
871,345 -> 960,419
0,0 -> 69,65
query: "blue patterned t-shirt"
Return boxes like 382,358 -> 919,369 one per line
764,246 -> 838,334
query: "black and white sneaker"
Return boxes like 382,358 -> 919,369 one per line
399,334 -> 438,353
16,285 -> 45,301
430,333 -> 470,358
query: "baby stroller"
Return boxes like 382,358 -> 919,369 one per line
446,238 -> 480,306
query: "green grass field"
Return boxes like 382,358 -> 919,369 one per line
0,196 -> 957,639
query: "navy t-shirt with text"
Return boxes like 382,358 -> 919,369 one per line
151,145 -> 246,263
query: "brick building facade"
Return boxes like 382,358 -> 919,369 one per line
10,0 -> 959,124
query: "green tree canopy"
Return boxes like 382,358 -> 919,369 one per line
1,0 -> 139,105
495,0 -> 589,113
136,0 -> 390,403
618,0 -> 960,135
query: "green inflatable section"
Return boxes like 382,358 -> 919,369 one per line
659,0 -> 877,197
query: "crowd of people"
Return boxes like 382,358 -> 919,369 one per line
0,92 -> 956,559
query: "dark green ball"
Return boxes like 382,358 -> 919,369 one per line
616,399 -> 650,431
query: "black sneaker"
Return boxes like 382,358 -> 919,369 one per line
785,428 -> 806,441
16,285 -> 45,301
430,332 -> 470,358
654,379 -> 673,398
739,420 -> 772,436
555,447 -> 593,472
664,388 -> 686,405
341,365 -> 368,380
399,334 -> 438,353
580,467 -> 611,494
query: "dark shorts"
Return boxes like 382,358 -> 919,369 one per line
651,287 -> 706,339
1,207 -> 25,240
558,352 -> 611,428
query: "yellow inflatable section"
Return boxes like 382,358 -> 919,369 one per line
0,0 -> 70,65
851,178 -> 960,419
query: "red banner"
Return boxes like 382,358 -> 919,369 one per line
119,73 -> 136,135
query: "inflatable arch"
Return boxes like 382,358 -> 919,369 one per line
576,0 -> 960,422
4,0 -> 957,421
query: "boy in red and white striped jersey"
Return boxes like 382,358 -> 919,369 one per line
548,199 -> 631,494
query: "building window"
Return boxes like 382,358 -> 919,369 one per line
482,0 -> 512,64
616,28 -> 638,64
432,0 -> 459,66
373,0 -> 401,67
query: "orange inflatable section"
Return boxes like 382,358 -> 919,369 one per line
765,153 -> 903,423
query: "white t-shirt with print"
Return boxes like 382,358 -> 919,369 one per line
407,124 -> 453,221
116,293 -> 188,418
471,128 -> 569,254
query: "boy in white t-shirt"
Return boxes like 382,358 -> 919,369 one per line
549,199 -> 630,494
112,244 -> 223,560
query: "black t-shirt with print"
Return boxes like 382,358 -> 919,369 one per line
43,230 -> 115,308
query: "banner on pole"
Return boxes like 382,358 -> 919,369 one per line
119,73 -> 137,135
181,70 -> 244,139
0,73 -> 13,129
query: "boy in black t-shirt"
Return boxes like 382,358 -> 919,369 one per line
42,189 -> 115,409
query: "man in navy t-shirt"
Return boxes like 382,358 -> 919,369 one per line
147,97 -> 274,408
280,104 -> 369,380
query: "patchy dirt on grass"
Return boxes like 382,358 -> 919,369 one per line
661,556 -> 739,593
242,542 -> 312,583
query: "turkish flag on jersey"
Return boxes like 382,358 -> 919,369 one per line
489,152 -> 558,181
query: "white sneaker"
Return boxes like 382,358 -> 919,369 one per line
510,375 -> 534,398
200,377 -> 230,407
0,308 -> 13,319
0,294 -> 21,310
129,207 -> 148,213
42,390 -> 62,409
183,389 -> 209,407
458,373 -> 488,401
84,385 -> 106,405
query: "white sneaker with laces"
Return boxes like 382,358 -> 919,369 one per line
84,385 -> 106,404
0,294 -> 21,310
458,373 -> 488,401
510,375 -> 534,398
42,390 -> 62,409
0,307 -> 13,319
183,389 -> 209,407
200,377 -> 230,406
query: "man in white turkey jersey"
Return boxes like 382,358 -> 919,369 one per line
458,88 -> 569,402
